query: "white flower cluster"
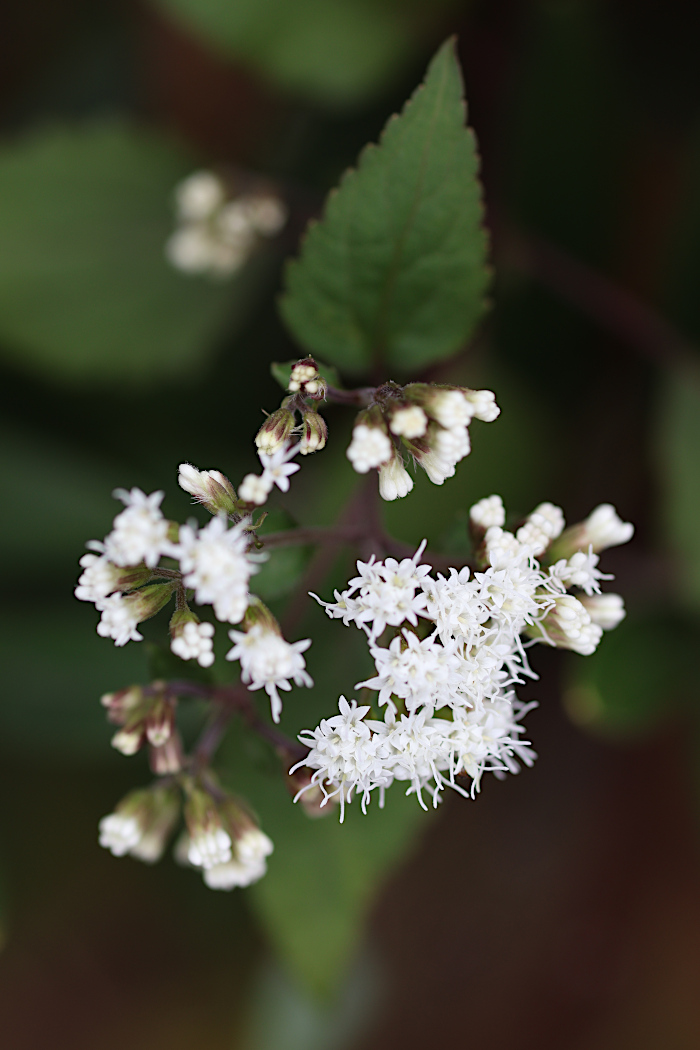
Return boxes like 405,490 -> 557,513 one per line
295,497 -> 632,819
166,170 -> 288,278
346,386 -> 501,501
76,450 -> 311,721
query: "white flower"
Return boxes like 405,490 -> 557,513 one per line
421,567 -> 489,646
580,593 -> 626,629
483,526 -> 530,569
171,620 -> 216,667
96,593 -> 143,646
75,553 -> 121,603
357,630 -> 462,713
548,548 -> 610,596
238,472 -> 274,505
175,171 -> 225,221
416,447 -> 457,485
434,424 -> 470,465
315,543 -> 430,639
445,699 -> 536,796
98,813 -> 141,856
347,424 -> 393,473
188,827 -> 233,870
464,388 -> 500,422
165,225 -> 220,273
378,456 -> 414,501
175,516 -> 259,625
389,406 -> 428,439
296,697 -> 393,820
469,495 -> 506,530
227,623 -> 312,723
380,710 -> 451,809
236,827 -> 274,866
216,201 -> 257,251
105,488 -> 169,568
258,443 -> 301,493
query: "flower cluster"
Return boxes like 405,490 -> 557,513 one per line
295,497 -> 633,819
99,781 -> 274,891
166,170 -> 287,278
346,383 -> 500,501
75,451 -> 312,723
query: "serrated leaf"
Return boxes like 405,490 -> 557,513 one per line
270,358 -> 343,392
280,39 -> 489,375
657,365 -> 700,608
563,613 -> 695,739
0,120 -> 250,383
151,0 -> 449,108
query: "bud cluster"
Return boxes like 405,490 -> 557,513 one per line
346,382 -> 501,501
166,170 -> 288,278
99,778 -> 274,891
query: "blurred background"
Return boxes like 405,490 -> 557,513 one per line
2,0 -> 700,1047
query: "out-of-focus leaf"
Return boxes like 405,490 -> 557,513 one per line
151,0 -> 450,108
219,612 -> 427,996
280,39 -> 488,376
562,613 -> 695,739
0,120 -> 243,383
657,366 -> 700,607
270,358 -> 343,392
240,954 -> 380,1050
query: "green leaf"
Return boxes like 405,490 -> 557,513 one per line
270,358 -> 343,392
657,365 -> 700,608
151,0 -> 449,108
562,612 -> 695,739
280,38 -> 489,376
0,120 -> 248,383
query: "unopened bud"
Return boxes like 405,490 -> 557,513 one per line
347,407 -> 393,473
529,595 -> 602,655
378,453 -> 414,501
149,732 -> 185,775
145,694 -> 176,747
461,388 -> 500,422
243,194 -> 288,237
184,785 -> 233,869
550,503 -> 634,559
300,409 -> 328,454
288,358 -> 326,399
170,607 -> 215,667
580,593 -> 626,630
238,472 -> 273,505
178,463 -> 237,516
404,384 -> 471,428
469,495 -> 506,539
99,785 -> 180,863
175,171 -> 225,222
101,686 -> 143,726
388,404 -> 428,439
126,582 -> 179,625
255,407 -> 295,454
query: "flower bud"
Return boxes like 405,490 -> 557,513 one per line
75,555 -> 152,604
170,607 -> 216,667
238,472 -> 274,505
100,686 -> 143,726
184,786 -> 233,869
388,404 -> 428,439
462,388 -> 500,422
288,358 -> 326,399
178,463 -> 237,516
404,384 -> 472,429
201,797 -> 274,890
346,408 -> 393,473
378,453 -> 414,501
149,732 -> 185,775
300,409 -> 328,455
99,785 -> 180,863
550,504 -> 634,559
530,595 -> 603,655
243,194 -> 288,236
580,593 -> 626,630
469,495 -> 506,538
175,170 -> 225,222
255,407 -> 296,454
